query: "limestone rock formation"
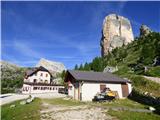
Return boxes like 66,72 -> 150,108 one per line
103,66 -> 118,73
140,24 -> 152,37
100,14 -> 134,56
1,60 -> 25,81
36,58 -> 66,75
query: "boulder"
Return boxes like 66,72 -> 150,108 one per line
26,99 -> 32,103
30,96 -> 35,101
144,92 -> 148,95
10,104 -> 16,108
20,100 -> 27,105
103,66 -> 118,73
149,106 -> 156,111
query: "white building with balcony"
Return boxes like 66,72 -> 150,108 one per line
22,66 -> 64,94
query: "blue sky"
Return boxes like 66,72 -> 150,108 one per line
1,1 -> 160,69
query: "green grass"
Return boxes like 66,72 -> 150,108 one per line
1,98 -> 42,120
100,99 -> 147,109
128,75 -> 160,97
114,73 -> 160,97
42,98 -> 85,106
145,66 -> 160,77
108,110 -> 160,120
42,98 -> 151,110
1,97 -> 159,120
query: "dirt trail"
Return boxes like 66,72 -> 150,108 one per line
143,76 -> 160,84
40,101 -> 118,120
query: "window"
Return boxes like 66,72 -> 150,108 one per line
45,80 -> 48,83
33,79 -> 37,83
40,73 -> 43,76
53,87 -> 54,90
44,87 -> 47,90
69,86 -> 72,90
26,87 -> 29,91
33,87 -> 37,90
46,74 -> 48,77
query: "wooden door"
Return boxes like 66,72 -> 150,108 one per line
121,83 -> 129,97
74,82 -> 79,100
100,84 -> 106,92
74,88 -> 78,100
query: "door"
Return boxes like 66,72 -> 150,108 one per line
100,84 -> 106,92
74,88 -> 79,100
121,83 -> 129,97
74,82 -> 79,100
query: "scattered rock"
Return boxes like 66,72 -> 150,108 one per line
103,66 -> 118,73
30,96 -> 35,101
140,24 -> 152,37
41,104 -> 115,120
144,66 -> 148,72
63,97 -> 71,100
26,98 -> 32,103
144,92 -> 148,95
10,104 -> 16,108
149,106 -> 156,111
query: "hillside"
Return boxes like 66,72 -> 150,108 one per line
1,61 -> 26,94
75,32 -> 160,75
74,32 -> 160,95
74,31 -> 160,113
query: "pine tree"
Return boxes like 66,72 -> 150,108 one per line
83,62 -> 90,71
74,64 -> 78,70
79,64 -> 83,70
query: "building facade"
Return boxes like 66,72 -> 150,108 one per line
65,70 -> 132,101
22,66 -> 64,94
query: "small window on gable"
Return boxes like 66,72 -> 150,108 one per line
33,79 -> 37,83
46,74 -> 48,77
45,80 -> 48,83
40,73 -> 43,76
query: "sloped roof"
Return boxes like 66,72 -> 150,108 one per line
26,66 -> 51,77
66,70 -> 131,83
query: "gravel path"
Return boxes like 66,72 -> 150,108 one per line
40,102 -> 118,120
0,93 -> 66,105
0,93 -> 29,105
143,76 -> 160,84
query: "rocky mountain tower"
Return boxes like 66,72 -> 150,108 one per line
100,14 -> 134,57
